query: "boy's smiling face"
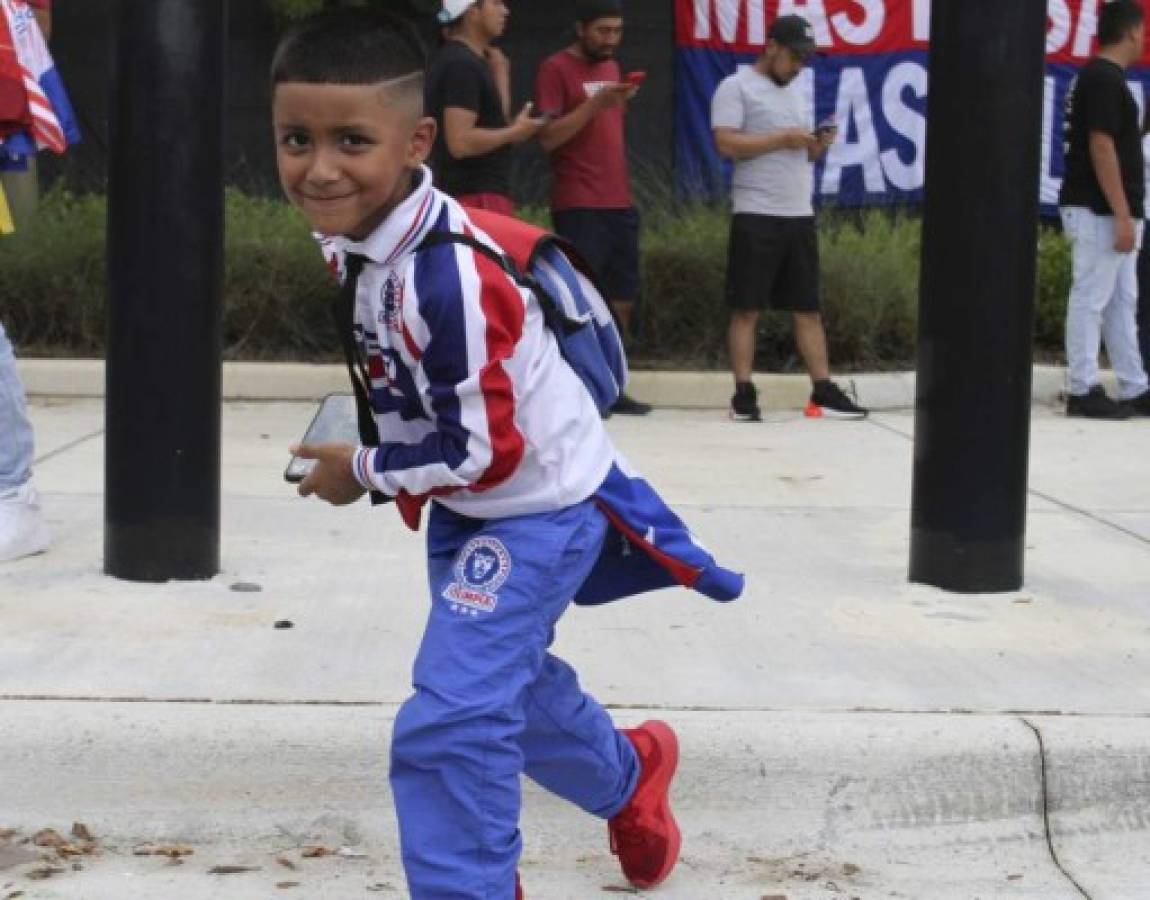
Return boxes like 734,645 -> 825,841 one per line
274,80 -> 435,240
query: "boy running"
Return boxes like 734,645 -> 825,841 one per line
273,10 -> 741,898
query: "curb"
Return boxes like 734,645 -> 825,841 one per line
2,703 -> 1145,895
16,358 -> 1083,411
0,703 -> 1056,858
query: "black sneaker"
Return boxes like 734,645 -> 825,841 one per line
730,382 -> 762,422
1123,389 -> 1150,416
806,380 -> 868,420
611,393 -> 652,416
1067,385 -> 1131,420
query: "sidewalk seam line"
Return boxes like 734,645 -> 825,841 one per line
867,417 -> 1150,549
1026,488 -> 1150,548
1020,717 -> 1092,900
33,428 -> 105,466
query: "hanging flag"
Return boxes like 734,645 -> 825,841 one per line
0,0 -> 78,154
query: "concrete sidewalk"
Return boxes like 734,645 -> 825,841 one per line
1,399 -> 1149,898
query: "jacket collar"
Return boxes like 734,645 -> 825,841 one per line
329,165 -> 440,267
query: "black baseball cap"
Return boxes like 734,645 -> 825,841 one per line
769,14 -> 818,58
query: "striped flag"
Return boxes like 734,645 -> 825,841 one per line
0,0 -> 78,155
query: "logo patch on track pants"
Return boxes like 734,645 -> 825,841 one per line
443,536 -> 512,615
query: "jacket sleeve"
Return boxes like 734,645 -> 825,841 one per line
351,240 -> 527,498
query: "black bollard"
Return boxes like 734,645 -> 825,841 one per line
909,0 -> 1047,593
105,0 -> 225,581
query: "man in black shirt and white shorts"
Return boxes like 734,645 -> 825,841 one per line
1059,0 -> 1150,418
710,15 -> 866,423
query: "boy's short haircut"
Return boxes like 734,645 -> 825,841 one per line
271,8 -> 427,88
1098,0 -> 1144,47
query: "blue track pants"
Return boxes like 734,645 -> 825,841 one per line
390,499 -> 640,898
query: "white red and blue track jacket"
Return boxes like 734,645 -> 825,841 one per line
318,167 -> 743,604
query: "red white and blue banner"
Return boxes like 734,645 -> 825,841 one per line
675,0 -> 1150,208
0,0 -> 80,171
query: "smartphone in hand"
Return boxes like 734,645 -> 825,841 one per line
284,393 -> 360,484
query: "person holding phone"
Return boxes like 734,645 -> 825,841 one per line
275,8 -> 747,893
535,0 -> 651,416
425,0 -> 545,214
711,15 -> 867,422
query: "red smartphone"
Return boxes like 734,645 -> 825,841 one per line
624,71 -> 647,87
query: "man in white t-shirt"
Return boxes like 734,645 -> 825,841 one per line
711,15 -> 866,422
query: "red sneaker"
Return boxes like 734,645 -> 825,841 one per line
608,720 -> 682,888
515,871 -> 523,899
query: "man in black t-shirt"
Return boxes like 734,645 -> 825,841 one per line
1059,0 -> 1150,419
426,0 -> 544,213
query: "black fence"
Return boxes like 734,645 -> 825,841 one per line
42,0 -> 675,207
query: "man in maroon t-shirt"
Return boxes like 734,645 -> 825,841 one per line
535,0 -> 650,416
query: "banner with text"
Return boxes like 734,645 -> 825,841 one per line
675,0 -> 1150,208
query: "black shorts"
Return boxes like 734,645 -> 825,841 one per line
551,207 -> 641,301
725,214 -> 820,313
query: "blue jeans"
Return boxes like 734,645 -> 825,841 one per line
391,499 -> 639,899
0,320 -> 34,492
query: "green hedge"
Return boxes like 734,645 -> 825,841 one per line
0,190 -> 1073,369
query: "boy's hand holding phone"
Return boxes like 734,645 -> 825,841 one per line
292,442 -> 366,506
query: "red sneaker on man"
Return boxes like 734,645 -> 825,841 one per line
515,872 -> 523,899
608,720 -> 682,888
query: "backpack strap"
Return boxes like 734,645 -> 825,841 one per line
415,229 -> 586,336
464,208 -> 548,271
464,207 -> 607,295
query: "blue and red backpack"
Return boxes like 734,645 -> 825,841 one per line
417,208 -> 629,415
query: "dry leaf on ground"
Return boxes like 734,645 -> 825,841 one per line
24,866 -> 64,881
207,865 -> 261,875
30,831 -> 65,849
133,845 -> 195,858
69,824 -> 93,843
300,846 -> 332,858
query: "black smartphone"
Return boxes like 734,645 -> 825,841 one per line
284,393 -> 360,484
